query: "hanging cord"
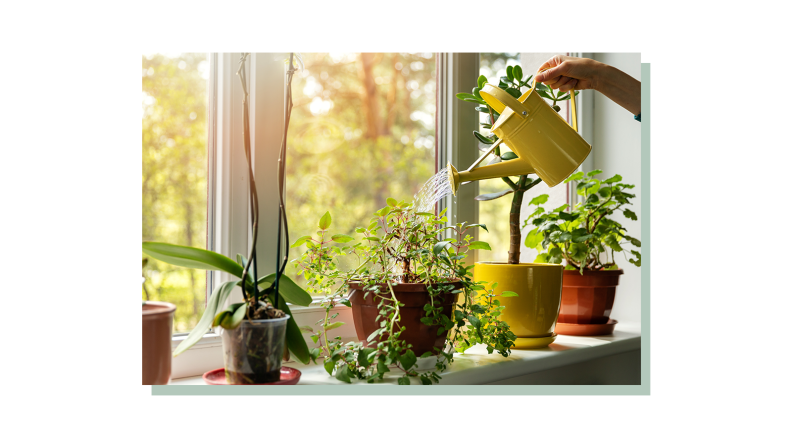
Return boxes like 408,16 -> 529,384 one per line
273,53 -> 297,306
236,53 -> 260,309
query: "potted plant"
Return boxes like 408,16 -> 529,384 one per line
290,200 -> 517,384
455,64 -> 578,346
142,53 -> 313,384
524,170 -> 641,335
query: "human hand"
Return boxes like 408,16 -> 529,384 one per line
534,55 -> 603,93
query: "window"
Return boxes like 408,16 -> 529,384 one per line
142,53 -> 212,334
284,53 -> 437,289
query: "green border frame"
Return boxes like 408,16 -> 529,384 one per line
153,63 -> 651,396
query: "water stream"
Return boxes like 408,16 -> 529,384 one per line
412,167 -> 453,212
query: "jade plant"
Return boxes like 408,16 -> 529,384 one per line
291,199 -> 517,384
456,64 -> 578,264
523,170 -> 641,272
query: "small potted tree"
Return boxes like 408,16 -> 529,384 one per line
525,170 -> 641,335
290,200 -> 517,384
456,64 -> 579,347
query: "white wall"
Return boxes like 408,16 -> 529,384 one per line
590,53 -> 642,325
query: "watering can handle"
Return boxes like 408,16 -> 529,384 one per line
529,67 -> 578,133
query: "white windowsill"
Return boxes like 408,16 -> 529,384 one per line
169,322 -> 641,385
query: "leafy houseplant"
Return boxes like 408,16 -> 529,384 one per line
456,64 -> 578,264
524,170 -> 641,328
142,53 -> 313,384
524,170 -> 641,272
291,200 -> 517,385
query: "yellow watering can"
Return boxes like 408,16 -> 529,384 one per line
448,68 -> 592,195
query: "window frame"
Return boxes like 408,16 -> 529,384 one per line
168,52 -> 486,379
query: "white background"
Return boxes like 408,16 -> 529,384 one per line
2,1 -> 790,445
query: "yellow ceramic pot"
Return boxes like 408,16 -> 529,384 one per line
473,262 -> 563,347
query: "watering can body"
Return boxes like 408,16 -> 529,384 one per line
449,69 -> 592,194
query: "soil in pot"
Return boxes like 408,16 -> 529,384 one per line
221,315 -> 290,384
559,269 -> 623,324
348,282 -> 459,357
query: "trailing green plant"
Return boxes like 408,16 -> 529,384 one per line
523,170 -> 641,272
142,53 -> 313,364
456,64 -> 578,264
291,199 -> 517,384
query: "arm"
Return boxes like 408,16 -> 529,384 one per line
534,55 -> 641,116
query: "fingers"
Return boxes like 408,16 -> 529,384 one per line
535,63 -> 568,85
555,76 -> 577,92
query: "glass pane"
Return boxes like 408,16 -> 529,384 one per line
285,53 -> 437,289
142,53 -> 210,333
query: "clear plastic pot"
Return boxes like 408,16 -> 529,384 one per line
220,315 -> 290,384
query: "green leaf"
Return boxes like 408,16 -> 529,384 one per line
525,228 -> 543,249
475,189 -> 514,201
331,234 -> 355,243
468,241 -> 491,250
318,211 -> 332,230
275,297 -> 311,365
399,350 -> 417,370
506,65 -> 514,81
500,291 -> 518,297
629,250 -> 642,267
477,74 -> 487,89
604,234 -> 623,252
563,172 -> 585,183
420,376 -> 432,385
472,87 -> 483,99
568,243 -> 589,262
505,87 -> 521,98
559,212 -> 578,222
468,314 -> 481,328
513,65 -> 523,82
529,194 -> 549,206
604,174 -> 623,184
323,359 -> 336,375
534,253 -> 550,263
623,209 -> 638,221
358,347 -> 376,368
433,241 -> 451,256
466,223 -> 488,233
386,197 -> 397,207
537,90 -> 554,100
456,93 -> 478,101
473,131 -> 496,145
290,235 -> 313,248
258,273 -> 312,306
553,204 -> 569,213
397,376 -> 411,385
587,169 -> 603,177
324,321 -> 345,331
143,242 -> 244,279
173,280 -> 240,356
221,302 -> 248,330
500,151 -> 518,160
335,365 -> 352,383
377,359 -> 389,375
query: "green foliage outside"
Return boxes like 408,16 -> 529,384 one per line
142,53 -> 209,333
284,54 -> 436,288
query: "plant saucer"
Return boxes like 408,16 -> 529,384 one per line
202,367 -> 301,385
512,333 -> 557,349
556,319 -> 617,336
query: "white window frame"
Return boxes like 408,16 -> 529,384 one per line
169,53 -> 483,379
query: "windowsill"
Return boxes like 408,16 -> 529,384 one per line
169,323 -> 641,385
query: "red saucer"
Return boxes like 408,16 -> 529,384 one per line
202,367 -> 301,385
556,319 -> 617,336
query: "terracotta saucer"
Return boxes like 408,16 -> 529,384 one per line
513,333 -> 557,349
202,367 -> 301,385
556,319 -> 617,336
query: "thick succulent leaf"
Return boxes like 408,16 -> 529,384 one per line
173,280 -> 240,357
143,242 -> 243,279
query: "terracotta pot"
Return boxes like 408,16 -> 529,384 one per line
142,301 -> 175,385
559,269 -> 623,324
473,263 -> 563,341
348,282 -> 458,357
